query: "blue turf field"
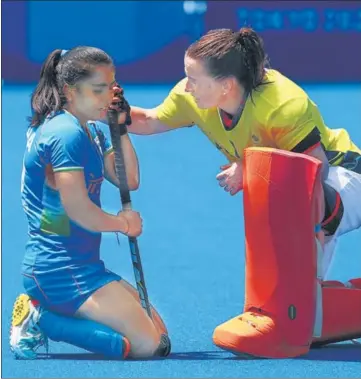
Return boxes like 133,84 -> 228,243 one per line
2,83 -> 361,378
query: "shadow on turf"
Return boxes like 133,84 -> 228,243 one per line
36,350 -> 230,361
224,343 -> 361,363
299,344 -> 361,362
36,344 -> 360,362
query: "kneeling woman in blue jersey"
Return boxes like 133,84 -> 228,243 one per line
10,47 -> 169,359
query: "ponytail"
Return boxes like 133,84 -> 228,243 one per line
30,49 -> 64,127
235,28 -> 269,96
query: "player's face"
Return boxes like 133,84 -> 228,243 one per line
184,55 -> 224,109
69,65 -> 116,122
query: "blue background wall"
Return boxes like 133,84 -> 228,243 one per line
3,1 -> 361,84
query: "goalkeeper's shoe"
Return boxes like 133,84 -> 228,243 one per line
10,294 -> 48,359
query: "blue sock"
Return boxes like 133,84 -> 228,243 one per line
38,309 -> 129,358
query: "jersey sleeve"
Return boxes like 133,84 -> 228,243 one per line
156,81 -> 195,128
44,128 -> 87,173
267,97 -> 321,153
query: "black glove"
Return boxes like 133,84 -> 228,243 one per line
108,84 -> 132,135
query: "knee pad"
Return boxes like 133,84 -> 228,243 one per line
38,308 -> 130,359
213,148 -> 324,358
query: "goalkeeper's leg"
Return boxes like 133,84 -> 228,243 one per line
213,148 -> 324,358
312,165 -> 361,346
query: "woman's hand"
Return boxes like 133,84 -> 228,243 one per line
216,161 -> 244,196
109,84 -> 132,126
118,210 -> 143,237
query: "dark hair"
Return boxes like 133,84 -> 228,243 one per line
30,46 -> 113,126
186,27 -> 270,96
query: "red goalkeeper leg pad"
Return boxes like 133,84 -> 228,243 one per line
213,148 -> 325,358
312,278 -> 361,346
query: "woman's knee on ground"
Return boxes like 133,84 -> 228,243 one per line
76,281 -> 162,358
129,332 -> 171,359
128,333 -> 161,358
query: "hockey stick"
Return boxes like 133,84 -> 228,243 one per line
107,109 -> 153,319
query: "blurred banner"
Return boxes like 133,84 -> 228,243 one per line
2,1 -> 361,84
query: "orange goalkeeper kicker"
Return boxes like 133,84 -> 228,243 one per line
213,147 -> 325,358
